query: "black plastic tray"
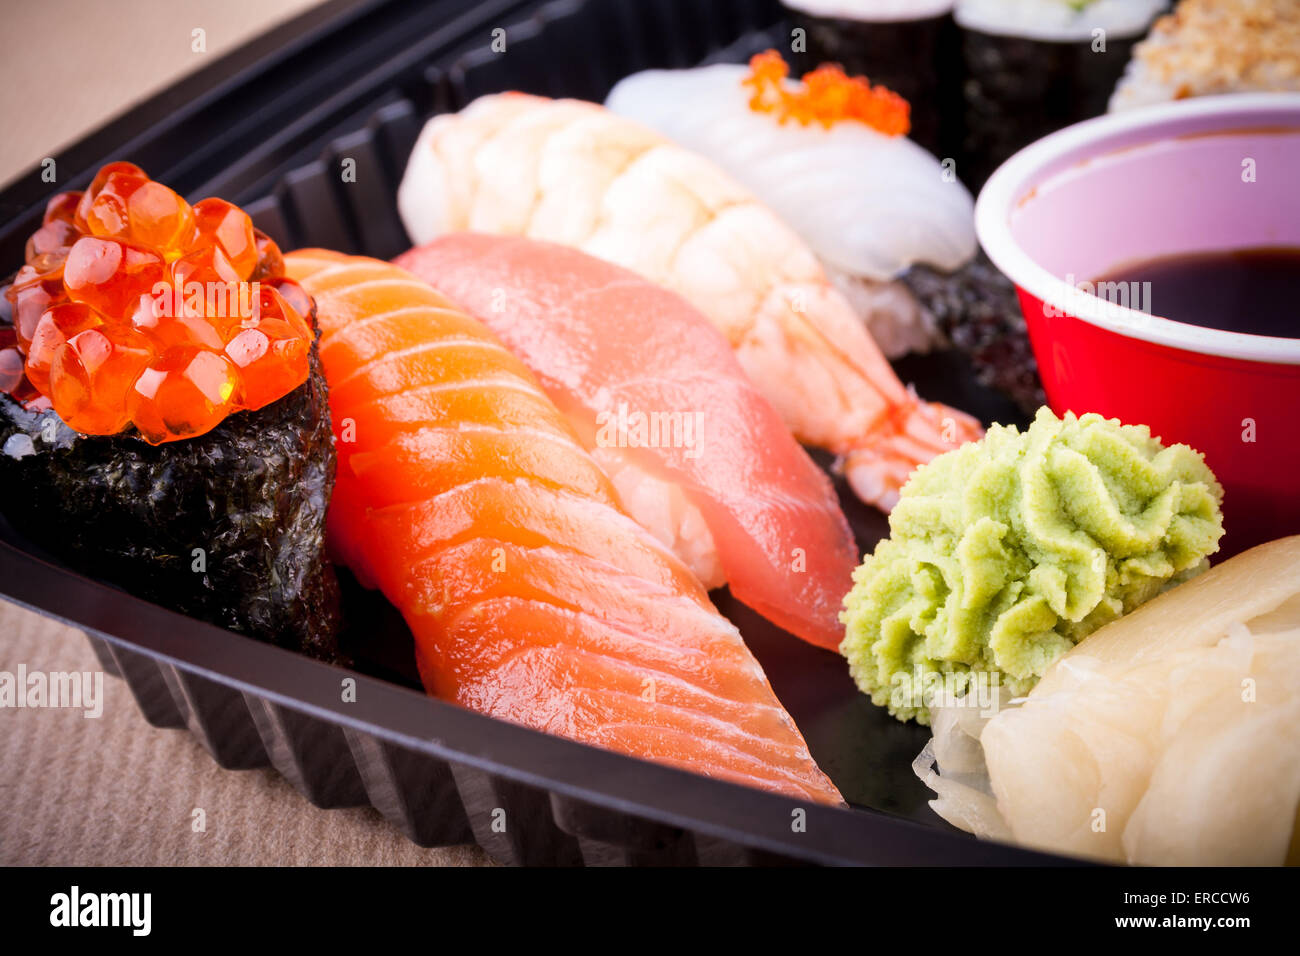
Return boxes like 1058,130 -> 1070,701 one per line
0,0 -> 1057,865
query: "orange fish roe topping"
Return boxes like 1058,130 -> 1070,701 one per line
2,162 -> 313,444
742,49 -> 910,136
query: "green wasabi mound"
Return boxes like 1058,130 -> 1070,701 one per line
840,407 -> 1224,724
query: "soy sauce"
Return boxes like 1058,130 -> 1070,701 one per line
1093,247 -> 1300,338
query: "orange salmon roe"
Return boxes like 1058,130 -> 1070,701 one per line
742,49 -> 911,136
3,162 -> 312,443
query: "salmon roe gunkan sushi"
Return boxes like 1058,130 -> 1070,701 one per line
1,162 -> 313,443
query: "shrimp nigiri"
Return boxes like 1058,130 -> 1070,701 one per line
396,93 -> 982,510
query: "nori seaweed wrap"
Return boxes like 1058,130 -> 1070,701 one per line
0,162 -> 343,662
0,341 -> 343,662
954,0 -> 1168,188
783,0 -> 962,158
903,251 -> 1045,416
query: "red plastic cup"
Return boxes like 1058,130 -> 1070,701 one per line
976,94 -> 1300,556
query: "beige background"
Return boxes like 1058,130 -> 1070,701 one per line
0,0 -> 327,186
0,0 -> 491,866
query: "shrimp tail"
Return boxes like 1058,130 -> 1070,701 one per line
842,389 -> 982,510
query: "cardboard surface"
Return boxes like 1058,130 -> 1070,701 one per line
0,599 -> 492,865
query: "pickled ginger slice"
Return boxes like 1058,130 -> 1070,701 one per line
917,534 -> 1300,865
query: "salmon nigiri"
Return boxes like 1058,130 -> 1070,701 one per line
395,234 -> 855,650
286,249 -> 842,804
397,93 -> 983,509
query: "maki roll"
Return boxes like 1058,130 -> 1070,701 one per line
0,162 -> 342,661
955,0 -> 1169,187
1110,0 -> 1300,112
782,0 -> 961,157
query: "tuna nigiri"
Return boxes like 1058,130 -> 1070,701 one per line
396,93 -> 983,511
395,233 -> 856,650
286,249 -> 842,804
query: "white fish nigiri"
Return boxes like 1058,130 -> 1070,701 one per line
605,62 -> 977,356
917,534 -> 1300,866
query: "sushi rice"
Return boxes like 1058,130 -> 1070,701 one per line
954,0 -> 1169,40
783,0 -> 954,19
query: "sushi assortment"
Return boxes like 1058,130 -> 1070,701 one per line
605,51 -> 1040,413
5,0 -> 1299,867
396,89 -> 983,511
784,0 -> 1300,189
783,0 -> 1171,190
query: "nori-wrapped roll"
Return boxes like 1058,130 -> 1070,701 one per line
784,0 -> 962,158
956,0 -> 1170,188
955,0 -> 1168,188
0,343 -> 343,662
